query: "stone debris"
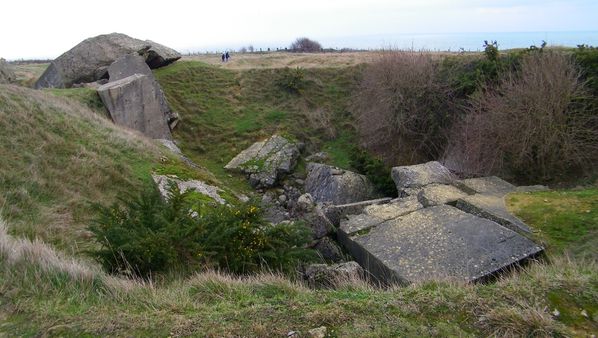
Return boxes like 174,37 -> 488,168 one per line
152,174 -> 227,205
224,135 -> 300,189
332,162 -> 544,284
305,163 -> 375,204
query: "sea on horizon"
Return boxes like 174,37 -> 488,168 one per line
187,31 -> 598,54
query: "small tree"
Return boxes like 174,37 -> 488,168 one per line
290,37 -> 322,52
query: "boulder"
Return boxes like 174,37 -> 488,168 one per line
304,205 -> 335,239
305,163 -> 375,205
224,135 -> 300,189
97,74 -> 172,139
107,54 -> 178,129
313,237 -> 344,262
0,58 -> 16,84
391,161 -> 455,195
341,204 -> 543,284
303,261 -> 364,288
35,33 -> 181,89
152,174 -> 227,205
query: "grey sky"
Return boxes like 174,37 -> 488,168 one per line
1,0 -> 597,59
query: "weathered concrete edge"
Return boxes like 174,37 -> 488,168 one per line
454,198 -> 532,235
337,227 -> 409,286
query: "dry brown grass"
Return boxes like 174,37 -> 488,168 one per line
184,51 -> 378,69
10,62 -> 49,87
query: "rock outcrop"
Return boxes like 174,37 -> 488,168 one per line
97,74 -> 172,139
152,174 -> 227,205
305,163 -> 375,204
0,58 -> 16,84
224,135 -> 300,189
35,33 -> 181,89
331,162 -> 544,285
107,54 -> 178,129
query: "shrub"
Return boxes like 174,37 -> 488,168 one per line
290,37 -> 322,52
574,44 -> 598,95
351,50 -> 456,165
89,183 -> 315,277
276,67 -> 306,93
349,148 -> 397,197
445,51 -> 598,183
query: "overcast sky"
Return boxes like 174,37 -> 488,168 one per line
1,0 -> 597,59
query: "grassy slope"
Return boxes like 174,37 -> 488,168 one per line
0,84 -> 201,253
154,61 -> 359,191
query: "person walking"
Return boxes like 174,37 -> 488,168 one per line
221,52 -> 225,62
225,51 -> 230,62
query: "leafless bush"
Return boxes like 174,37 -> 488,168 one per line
303,108 -> 336,139
445,51 -> 598,182
290,37 -> 322,53
352,50 -> 454,165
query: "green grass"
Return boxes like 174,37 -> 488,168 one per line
0,84 -> 209,253
507,188 -> 598,260
1,227 -> 595,336
154,61 -> 360,190
45,87 -> 108,117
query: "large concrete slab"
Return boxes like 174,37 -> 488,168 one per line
97,74 -> 172,139
339,204 -> 543,284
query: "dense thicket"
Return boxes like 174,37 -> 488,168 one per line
352,45 -> 598,184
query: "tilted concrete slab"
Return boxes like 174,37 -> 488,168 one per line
454,176 -> 516,196
339,204 -> 543,284
455,194 -> 531,234
340,196 -> 423,236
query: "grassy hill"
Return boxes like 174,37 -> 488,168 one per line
154,61 -> 361,190
1,57 -> 597,336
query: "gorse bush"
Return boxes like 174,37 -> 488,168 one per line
89,183 -> 315,277
349,148 -> 397,197
276,67 -> 306,93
